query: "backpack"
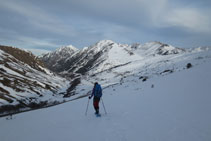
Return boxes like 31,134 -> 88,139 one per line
94,84 -> 102,98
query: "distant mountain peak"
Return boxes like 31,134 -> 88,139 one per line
39,45 -> 79,72
96,39 -> 115,45
43,45 -> 78,58
56,45 -> 78,52
95,40 -> 116,47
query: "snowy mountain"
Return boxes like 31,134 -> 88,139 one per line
0,55 -> 210,141
0,45 -> 69,115
40,45 -> 79,73
1,40 -> 211,118
40,40 -> 186,76
1,40 -> 211,140
40,40 -> 211,97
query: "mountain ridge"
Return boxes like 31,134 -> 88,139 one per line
1,48 -> 211,141
0,45 -> 69,115
39,40 -> 211,99
1,40 -> 211,116
40,45 -> 78,72
39,40 -> 187,76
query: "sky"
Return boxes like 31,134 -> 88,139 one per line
0,0 -> 211,55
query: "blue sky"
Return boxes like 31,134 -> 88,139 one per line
0,0 -> 211,55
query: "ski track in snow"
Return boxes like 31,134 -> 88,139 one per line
0,59 -> 211,141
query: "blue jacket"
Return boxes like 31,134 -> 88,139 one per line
91,84 -> 102,98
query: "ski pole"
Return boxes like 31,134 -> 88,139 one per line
85,98 -> 90,116
101,98 -> 107,115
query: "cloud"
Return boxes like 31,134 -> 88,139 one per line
0,0 -> 77,36
59,0 -> 211,34
63,0 -> 169,27
0,35 -> 61,51
159,7 -> 211,33
0,0 -> 211,52
16,36 -> 62,48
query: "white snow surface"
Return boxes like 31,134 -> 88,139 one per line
83,41 -> 211,90
0,59 -> 211,141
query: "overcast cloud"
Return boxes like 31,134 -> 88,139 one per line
0,0 -> 210,55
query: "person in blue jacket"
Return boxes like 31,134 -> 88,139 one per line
89,82 -> 102,115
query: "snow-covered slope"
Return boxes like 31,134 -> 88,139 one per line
71,41 -> 211,96
0,57 -> 210,141
1,40 -> 211,140
85,40 -> 185,75
39,40 -> 211,98
0,46 -> 69,115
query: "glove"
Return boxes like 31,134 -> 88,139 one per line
88,96 -> 91,99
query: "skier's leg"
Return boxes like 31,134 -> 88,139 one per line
93,98 -> 98,114
96,98 -> 100,114
94,98 -> 101,114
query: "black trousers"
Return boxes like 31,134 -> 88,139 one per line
93,97 -> 100,113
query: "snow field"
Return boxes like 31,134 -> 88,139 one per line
0,60 -> 211,141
